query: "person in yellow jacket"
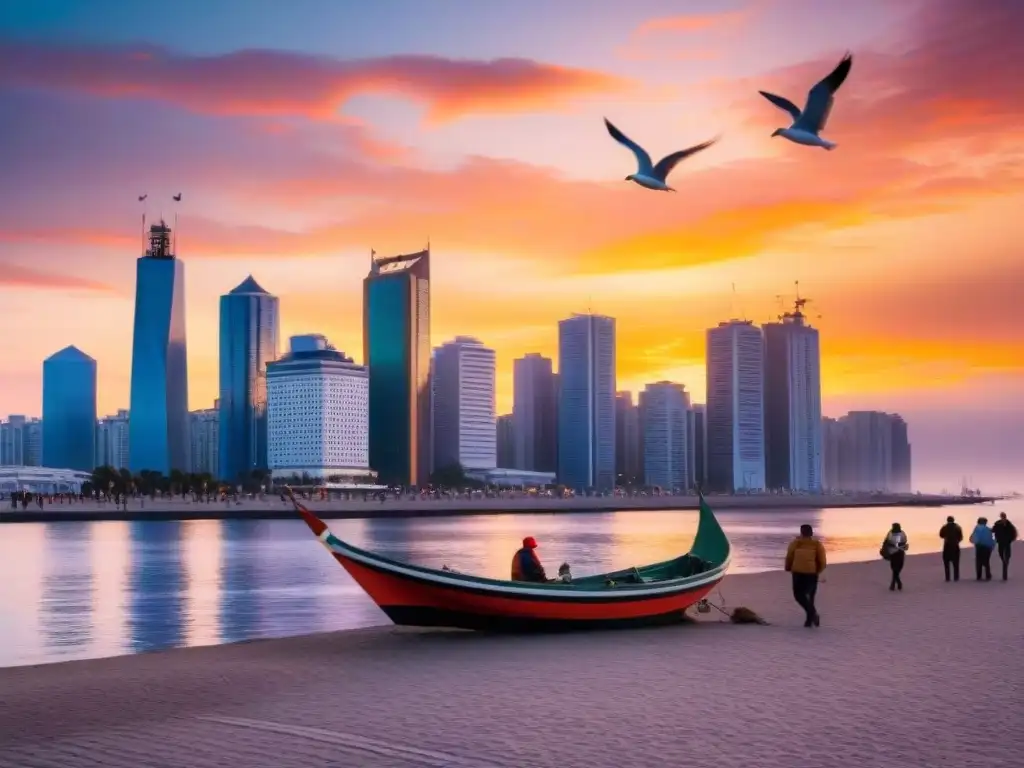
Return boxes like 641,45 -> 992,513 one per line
785,524 -> 827,627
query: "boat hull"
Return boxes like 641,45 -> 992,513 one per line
333,550 -> 721,632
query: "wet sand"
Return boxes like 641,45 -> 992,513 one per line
0,552 -> 1019,768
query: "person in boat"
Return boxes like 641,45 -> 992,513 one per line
784,524 -> 826,628
992,512 -> 1017,581
511,536 -> 549,583
938,515 -> 963,582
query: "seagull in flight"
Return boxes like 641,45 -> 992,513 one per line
759,53 -> 853,150
604,118 -> 719,192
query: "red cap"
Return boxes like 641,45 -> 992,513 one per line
523,536 -> 538,549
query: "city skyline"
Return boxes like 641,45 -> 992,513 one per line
1,0 -> 1022,491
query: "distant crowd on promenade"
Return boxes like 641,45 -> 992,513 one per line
785,511 -> 1018,627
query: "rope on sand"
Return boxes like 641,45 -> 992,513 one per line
697,584 -> 770,625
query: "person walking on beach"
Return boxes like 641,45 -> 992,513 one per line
785,524 -> 826,627
992,512 -> 1017,581
881,523 -> 909,591
969,517 -> 996,581
938,516 -> 963,582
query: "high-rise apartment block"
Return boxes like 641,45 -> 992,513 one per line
189,404 -> 220,478
432,336 -> 497,471
496,413 -> 515,468
557,313 -> 616,492
0,416 -> 41,467
705,320 -> 765,492
512,353 -> 558,473
822,411 -> 912,492
763,299 -> 823,492
640,381 -> 691,491
267,335 -> 369,482
614,391 -> 642,485
96,409 -> 130,470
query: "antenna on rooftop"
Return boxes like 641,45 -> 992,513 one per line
137,193 -> 148,254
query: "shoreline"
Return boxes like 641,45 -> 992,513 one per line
0,492 -> 1001,524
1,553 -> 1020,767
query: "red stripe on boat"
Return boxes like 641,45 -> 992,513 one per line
334,552 -> 718,622
292,499 -> 328,537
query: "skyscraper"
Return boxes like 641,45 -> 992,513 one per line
432,336 -> 497,471
496,414 -> 515,468
42,346 -> 97,471
763,299 -> 823,492
218,275 -> 280,483
557,313 -> 616,492
821,416 -> 843,491
890,415 -> 912,493
513,353 -> 558,473
831,411 -> 912,492
614,391 -> 641,485
690,404 -> 708,489
363,248 -> 431,486
706,320 -> 765,492
640,381 -> 690,491
96,409 -> 130,470
190,404 -> 220,478
128,220 -> 189,474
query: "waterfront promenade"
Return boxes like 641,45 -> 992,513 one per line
0,491 -> 998,523
1,552 -> 1019,767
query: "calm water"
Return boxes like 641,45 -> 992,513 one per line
1,500 -> 1019,668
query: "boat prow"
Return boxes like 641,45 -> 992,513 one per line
286,489 -> 731,632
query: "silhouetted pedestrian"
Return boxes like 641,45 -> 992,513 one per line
881,523 -> 910,590
970,517 -> 996,581
992,512 -> 1017,581
785,524 -> 826,627
939,516 -> 963,582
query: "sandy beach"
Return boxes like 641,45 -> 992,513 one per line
0,492 -> 999,524
0,551 -> 1019,768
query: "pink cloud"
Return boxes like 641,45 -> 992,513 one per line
0,42 -> 632,123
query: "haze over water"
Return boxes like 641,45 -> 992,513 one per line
1,500 -> 1020,669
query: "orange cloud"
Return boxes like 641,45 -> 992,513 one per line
632,10 -> 749,36
0,264 -> 113,292
0,42 -> 632,123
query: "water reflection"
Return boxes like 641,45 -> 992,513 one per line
39,522 -> 94,658
0,499 -> 1020,668
219,519 -> 262,643
182,520 -> 221,648
126,521 -> 186,653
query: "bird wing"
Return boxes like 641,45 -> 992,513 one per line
604,118 -> 653,174
758,91 -> 802,122
651,136 -> 720,182
795,53 -> 852,134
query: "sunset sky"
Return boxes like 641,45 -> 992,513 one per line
1,0 -> 1022,491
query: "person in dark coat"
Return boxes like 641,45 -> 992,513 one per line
510,536 -> 548,583
992,512 -> 1018,581
938,516 -> 963,582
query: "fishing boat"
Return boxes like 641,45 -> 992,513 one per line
288,491 -> 731,632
